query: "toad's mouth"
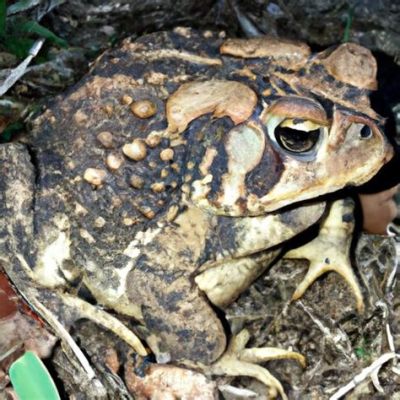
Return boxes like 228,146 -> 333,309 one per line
253,137 -> 394,216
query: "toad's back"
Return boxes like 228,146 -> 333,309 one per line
28,27 -> 382,274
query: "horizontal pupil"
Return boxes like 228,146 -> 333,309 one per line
275,126 -> 319,153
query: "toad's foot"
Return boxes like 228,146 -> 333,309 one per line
210,330 -> 305,400
285,198 -> 364,313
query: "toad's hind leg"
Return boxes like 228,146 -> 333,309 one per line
285,198 -> 364,312
0,142 -> 42,294
211,330 -> 305,400
0,143 -> 146,358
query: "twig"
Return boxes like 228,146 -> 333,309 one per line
27,294 -> 97,380
0,38 -> 44,96
296,301 -> 354,362
386,222 -> 400,292
0,343 -> 23,363
329,352 -> 399,400
331,259 -> 400,399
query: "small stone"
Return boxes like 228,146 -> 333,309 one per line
160,168 -> 169,178
73,175 -> 83,183
187,161 -> 195,170
0,51 -> 17,68
145,134 -> 162,148
130,175 -> 144,189
148,161 -> 157,169
123,139 -> 147,161
104,348 -> 120,374
130,100 -> 157,118
97,131 -> 114,148
121,95 -> 133,105
106,153 -> 124,170
151,182 -> 165,193
160,148 -> 174,162
83,168 -> 107,186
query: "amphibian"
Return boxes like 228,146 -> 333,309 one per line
0,27 -> 393,398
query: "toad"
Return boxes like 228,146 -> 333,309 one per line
0,28 -> 393,398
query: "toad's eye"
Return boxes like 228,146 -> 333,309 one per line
272,119 -> 324,156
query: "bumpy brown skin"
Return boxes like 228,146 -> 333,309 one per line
3,28 -> 391,365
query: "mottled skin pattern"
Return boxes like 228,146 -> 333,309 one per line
0,27 -> 393,372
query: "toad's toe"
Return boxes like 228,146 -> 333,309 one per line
210,330 -> 305,400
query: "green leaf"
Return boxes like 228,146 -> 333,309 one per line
0,121 -> 24,143
9,351 -> 61,400
342,5 -> 355,43
17,20 -> 68,48
7,0 -> 41,16
355,347 -> 367,359
0,0 -> 5,36
3,36 -> 35,58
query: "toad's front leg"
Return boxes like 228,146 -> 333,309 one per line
285,198 -> 364,312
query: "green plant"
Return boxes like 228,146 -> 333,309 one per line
9,351 -> 61,400
0,0 -> 67,60
342,4 -> 355,43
